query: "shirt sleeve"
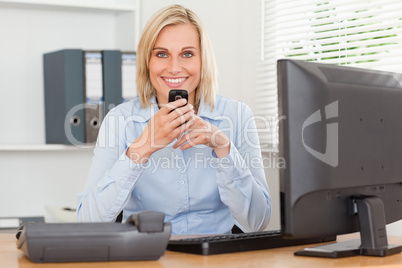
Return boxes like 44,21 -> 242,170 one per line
76,109 -> 144,222
212,103 -> 271,232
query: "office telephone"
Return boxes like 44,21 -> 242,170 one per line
17,211 -> 171,263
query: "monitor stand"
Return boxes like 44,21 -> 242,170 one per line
294,196 -> 402,258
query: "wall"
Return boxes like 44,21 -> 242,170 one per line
0,150 -> 92,220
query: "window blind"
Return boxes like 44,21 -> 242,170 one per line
256,0 -> 402,149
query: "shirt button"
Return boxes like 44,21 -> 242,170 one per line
180,180 -> 185,185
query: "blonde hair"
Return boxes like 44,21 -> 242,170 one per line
136,4 -> 218,110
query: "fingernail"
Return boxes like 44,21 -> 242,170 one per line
189,104 -> 193,109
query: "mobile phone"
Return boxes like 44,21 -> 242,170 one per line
168,90 -> 189,123
168,89 -> 188,104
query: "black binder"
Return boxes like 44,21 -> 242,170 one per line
44,49 -> 86,145
102,50 -> 123,116
44,49 -> 131,145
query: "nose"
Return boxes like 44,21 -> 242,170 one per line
167,57 -> 182,75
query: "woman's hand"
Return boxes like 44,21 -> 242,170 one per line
126,98 -> 195,163
173,116 -> 230,158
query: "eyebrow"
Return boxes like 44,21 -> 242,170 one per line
152,46 -> 198,51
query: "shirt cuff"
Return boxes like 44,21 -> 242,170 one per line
210,143 -> 242,181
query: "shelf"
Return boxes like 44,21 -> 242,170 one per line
0,144 -> 94,152
0,0 -> 136,12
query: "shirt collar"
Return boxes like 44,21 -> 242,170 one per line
132,96 -> 159,123
197,100 -> 223,121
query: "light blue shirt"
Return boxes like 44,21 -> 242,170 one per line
77,95 -> 271,234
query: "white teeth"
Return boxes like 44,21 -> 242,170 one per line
165,78 -> 185,83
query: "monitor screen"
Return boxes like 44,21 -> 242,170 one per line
277,59 -> 402,258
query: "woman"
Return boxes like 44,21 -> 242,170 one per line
77,4 -> 271,235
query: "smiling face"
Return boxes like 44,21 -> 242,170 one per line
149,23 -> 201,106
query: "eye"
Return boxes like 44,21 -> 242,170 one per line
156,52 -> 168,58
182,51 -> 194,58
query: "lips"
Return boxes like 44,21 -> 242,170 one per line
162,77 -> 188,88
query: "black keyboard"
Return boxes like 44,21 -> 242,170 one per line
167,230 -> 336,255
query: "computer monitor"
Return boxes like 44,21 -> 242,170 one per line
277,59 -> 402,258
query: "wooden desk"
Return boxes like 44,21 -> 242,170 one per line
2,233 -> 402,268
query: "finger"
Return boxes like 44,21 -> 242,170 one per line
174,121 -> 207,149
171,108 -> 195,128
189,116 -> 210,130
170,127 -> 185,141
173,130 -> 195,149
177,134 -> 206,150
172,103 -> 193,117
165,104 -> 193,126
160,98 -> 188,114
175,115 -> 197,140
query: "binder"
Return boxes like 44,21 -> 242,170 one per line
83,51 -> 103,144
44,49 -> 86,145
121,52 -> 137,102
44,49 -> 130,145
101,50 -> 123,116
44,49 -> 104,145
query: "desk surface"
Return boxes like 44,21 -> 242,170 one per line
2,233 -> 402,268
